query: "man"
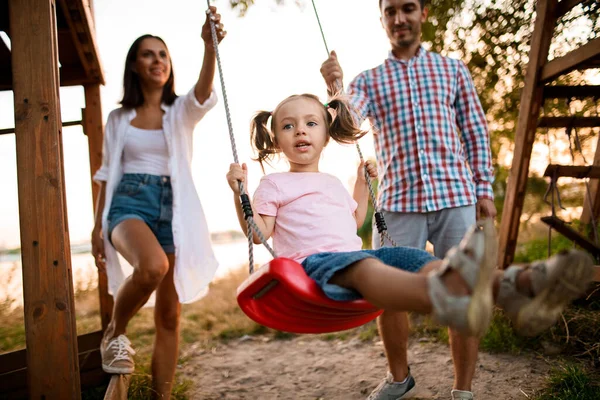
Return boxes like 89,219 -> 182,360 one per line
320,0 -> 496,399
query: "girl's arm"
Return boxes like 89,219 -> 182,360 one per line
195,6 -> 226,104
226,163 -> 275,244
353,160 -> 377,229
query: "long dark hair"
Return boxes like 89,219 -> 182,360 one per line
251,93 -> 367,170
120,34 -> 178,108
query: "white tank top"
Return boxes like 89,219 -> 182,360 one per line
122,125 -> 170,176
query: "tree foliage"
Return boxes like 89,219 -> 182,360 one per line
228,0 -> 600,223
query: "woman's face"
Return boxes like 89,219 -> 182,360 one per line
134,38 -> 171,88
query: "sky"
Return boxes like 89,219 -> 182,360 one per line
0,0 -> 391,249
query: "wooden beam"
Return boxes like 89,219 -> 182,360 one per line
57,0 -> 104,84
541,37 -> 600,83
83,83 -> 113,331
544,164 -> 600,179
0,120 -> 82,135
0,331 -> 106,398
543,85 -> 600,100
104,375 -> 131,400
9,0 -> 81,397
595,266 -> 600,282
557,0 -> 584,19
0,330 -> 103,375
538,116 -> 600,128
541,216 -> 600,258
498,0 -> 558,269
0,66 -> 96,91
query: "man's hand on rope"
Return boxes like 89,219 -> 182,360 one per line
320,50 -> 344,95
203,6 -> 227,52
358,160 -> 378,183
476,198 -> 497,220
227,162 -> 248,195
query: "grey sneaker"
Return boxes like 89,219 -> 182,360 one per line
497,249 -> 594,336
367,371 -> 416,399
451,389 -> 474,399
100,334 -> 136,374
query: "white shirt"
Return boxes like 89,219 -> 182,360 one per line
94,87 -> 219,303
122,125 -> 170,176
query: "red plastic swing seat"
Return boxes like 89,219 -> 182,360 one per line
236,257 -> 383,334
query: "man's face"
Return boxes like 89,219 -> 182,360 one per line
380,0 -> 428,49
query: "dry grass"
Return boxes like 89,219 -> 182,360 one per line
4,266 -> 600,399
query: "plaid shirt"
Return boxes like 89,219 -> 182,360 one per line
349,47 -> 494,213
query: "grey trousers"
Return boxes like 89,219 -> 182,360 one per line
372,205 -> 477,259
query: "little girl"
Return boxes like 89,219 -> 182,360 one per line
226,93 -> 595,338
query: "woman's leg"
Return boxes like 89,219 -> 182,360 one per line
152,253 -> 180,399
106,219 -> 170,339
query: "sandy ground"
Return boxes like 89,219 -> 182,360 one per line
179,336 -> 551,400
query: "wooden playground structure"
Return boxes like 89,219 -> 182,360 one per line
0,0 -> 598,397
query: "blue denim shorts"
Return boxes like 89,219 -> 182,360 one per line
107,173 -> 174,253
302,247 -> 438,301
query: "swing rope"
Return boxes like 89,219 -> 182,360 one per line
206,2 -> 276,273
311,0 -> 398,248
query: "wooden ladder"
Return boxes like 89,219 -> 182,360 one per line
498,0 -> 600,280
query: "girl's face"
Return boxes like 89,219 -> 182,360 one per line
273,97 -> 329,173
134,38 -> 171,88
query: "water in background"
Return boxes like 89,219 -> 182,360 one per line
0,240 -> 272,311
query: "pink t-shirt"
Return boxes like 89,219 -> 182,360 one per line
253,172 -> 363,262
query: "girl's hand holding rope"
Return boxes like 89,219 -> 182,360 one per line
226,163 -> 248,195
358,160 -> 378,183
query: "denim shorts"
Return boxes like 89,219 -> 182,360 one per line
107,173 -> 174,253
302,247 -> 438,301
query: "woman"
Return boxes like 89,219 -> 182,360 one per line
91,7 -> 226,397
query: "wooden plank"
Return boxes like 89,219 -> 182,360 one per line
541,37 -> 600,83
8,0 -> 81,397
543,164 -> 600,179
104,374 -> 131,400
538,116 -> 600,128
543,85 -> 600,100
0,120 -> 82,135
557,0 -> 584,19
498,0 -> 558,269
581,135 -> 600,225
0,330 -> 102,375
57,0 -> 104,84
0,331 -> 105,398
0,364 -> 108,400
541,216 -> 600,258
0,67 -> 93,91
83,84 -> 113,330
595,266 -> 600,282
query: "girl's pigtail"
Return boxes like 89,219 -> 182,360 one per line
250,111 -> 279,171
327,98 -> 367,144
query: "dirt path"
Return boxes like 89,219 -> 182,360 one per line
179,336 -> 550,399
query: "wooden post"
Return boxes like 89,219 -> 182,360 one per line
498,0 -> 558,269
581,135 -> 600,227
83,83 -> 113,331
9,0 -> 81,397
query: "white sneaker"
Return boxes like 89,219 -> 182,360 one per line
100,334 -> 136,374
451,389 -> 474,399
